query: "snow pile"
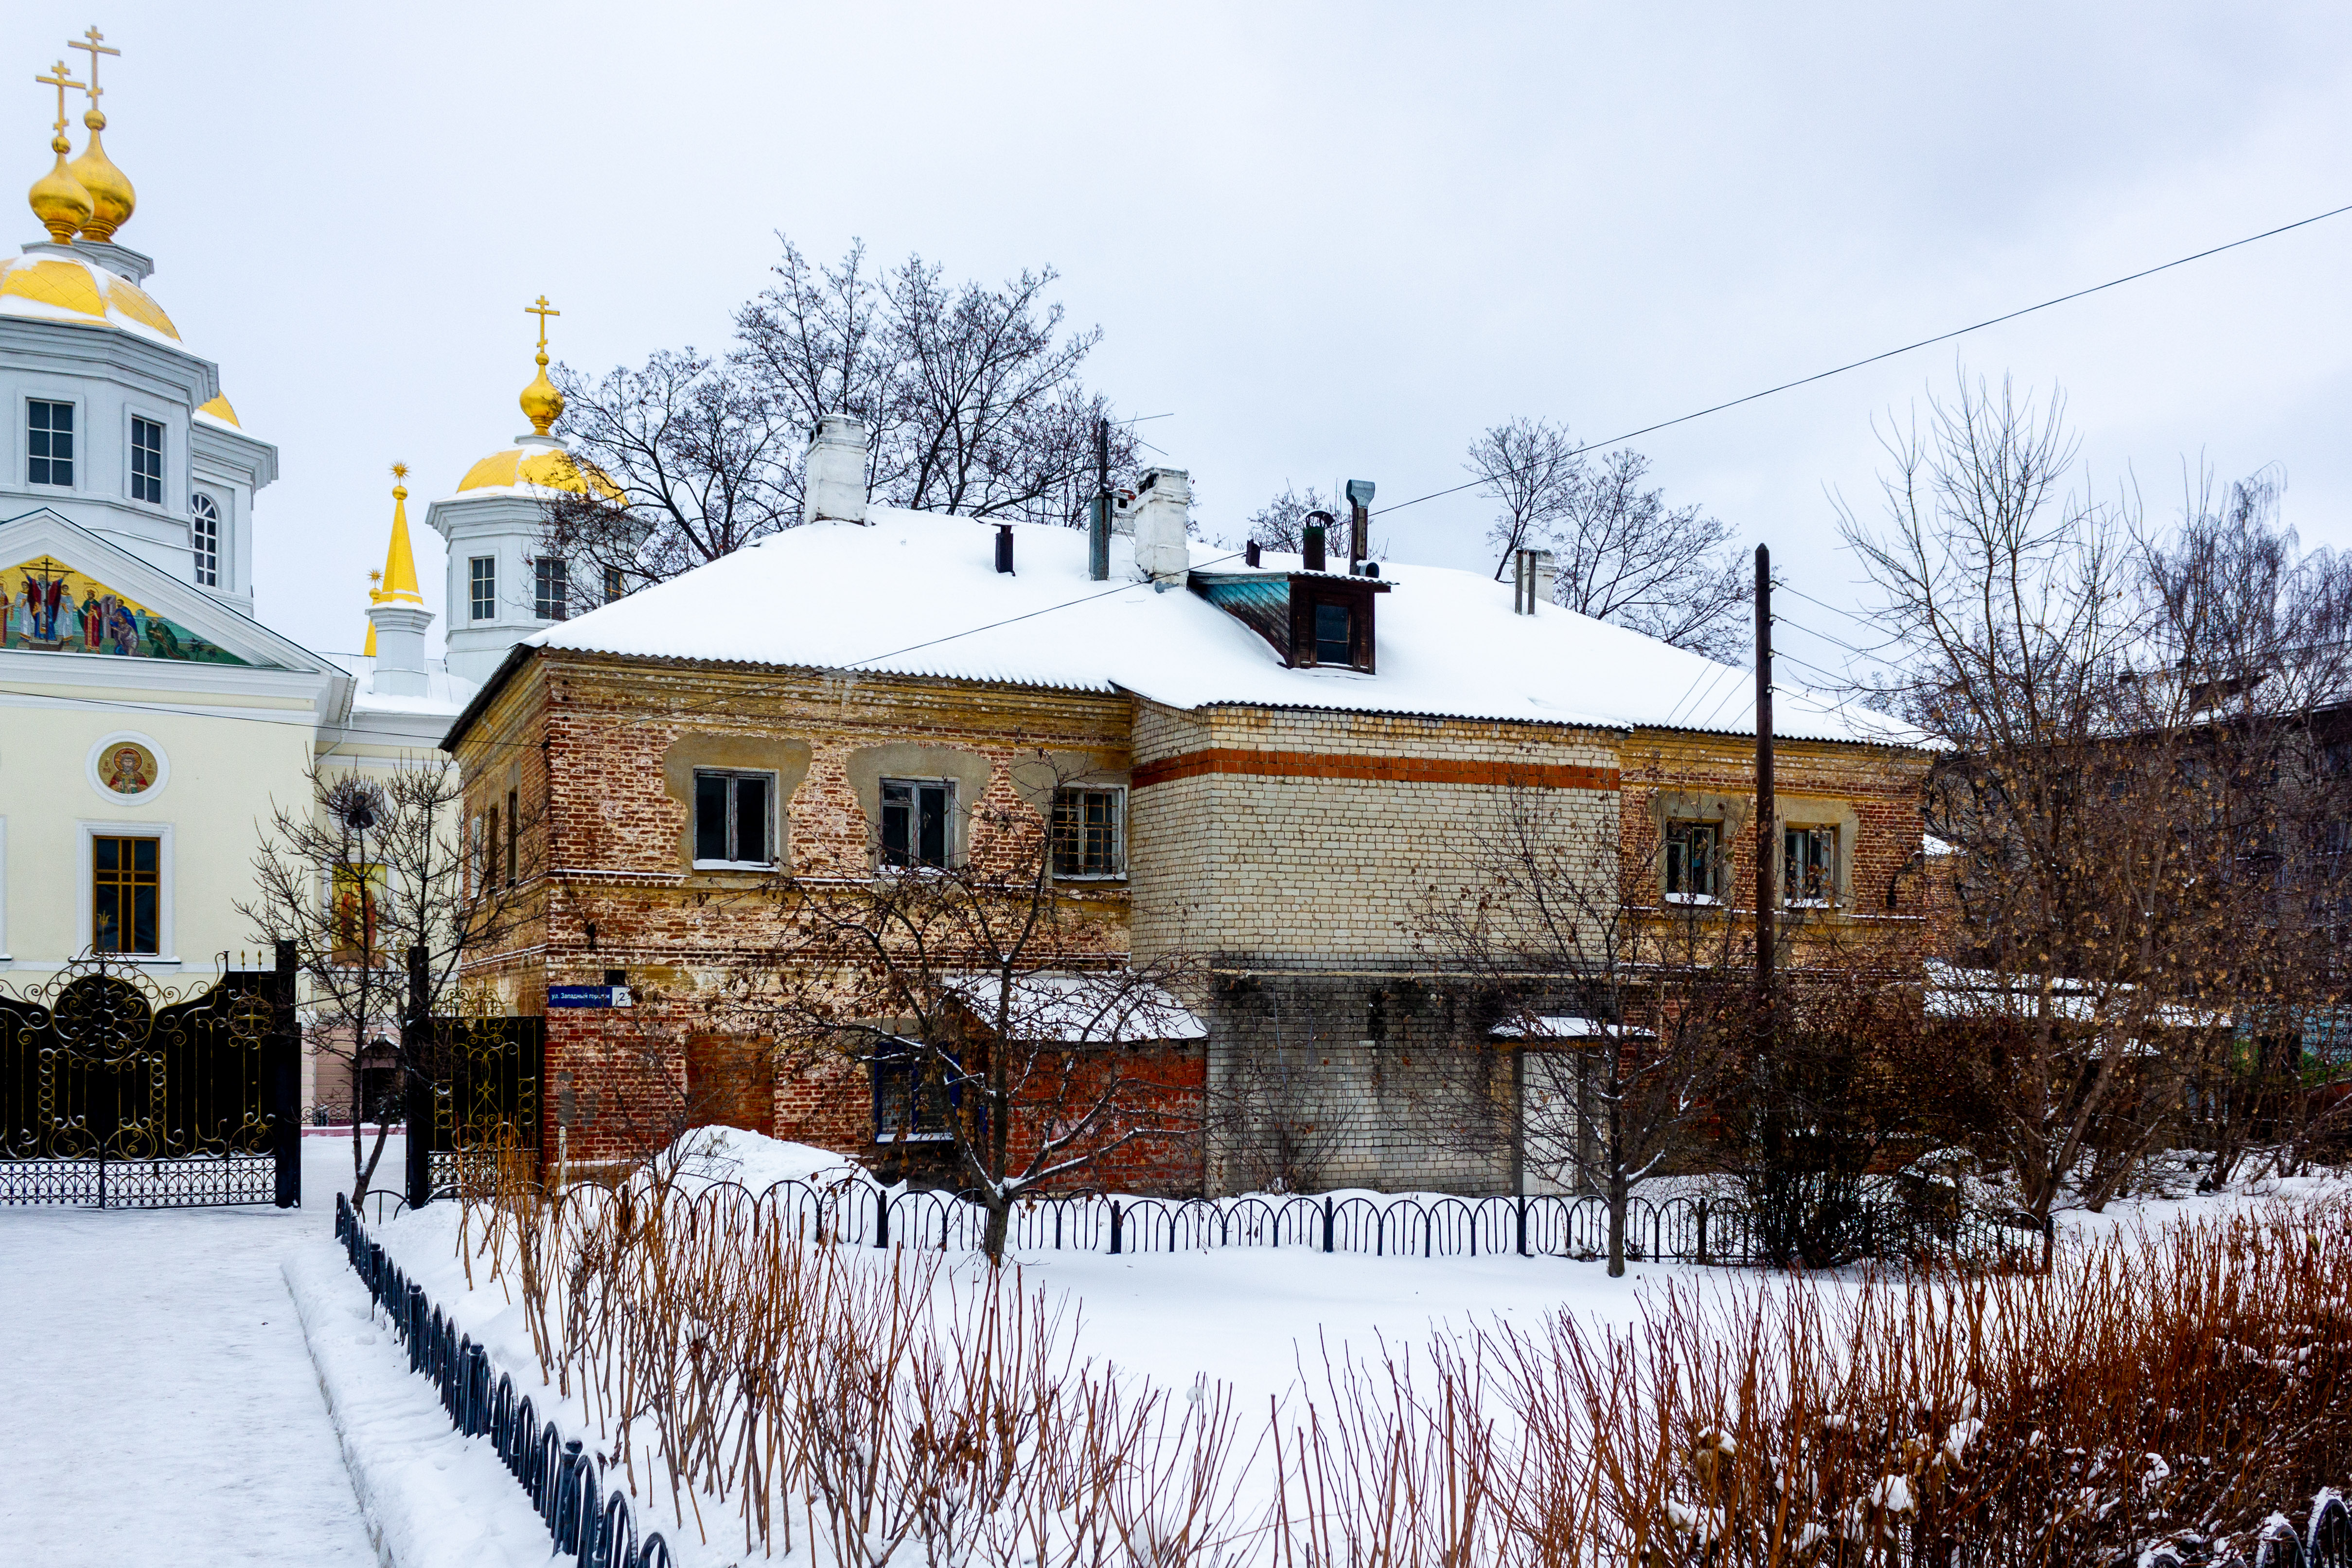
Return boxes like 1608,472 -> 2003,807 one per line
659,1124 -> 879,1193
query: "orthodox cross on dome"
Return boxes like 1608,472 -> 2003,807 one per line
69,26 -> 118,110
518,295 -> 566,436
63,26 -> 133,242
34,60 -> 82,134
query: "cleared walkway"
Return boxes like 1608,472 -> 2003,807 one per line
0,1146 -> 380,1567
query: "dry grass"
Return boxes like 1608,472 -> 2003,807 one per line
451,1174 -> 2352,1565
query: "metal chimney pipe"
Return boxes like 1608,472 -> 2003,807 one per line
1303,511 -> 1333,574
995,524 -> 1014,574
1244,540 -> 1261,568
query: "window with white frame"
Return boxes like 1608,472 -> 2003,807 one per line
130,417 -> 164,505
27,399 -> 73,486
1664,819 -> 1720,902
190,494 -> 221,587
534,558 -> 567,621
693,770 -> 774,866
1784,824 -> 1837,906
469,556 -> 496,622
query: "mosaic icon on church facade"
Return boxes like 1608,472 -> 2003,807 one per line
1,556 -> 248,663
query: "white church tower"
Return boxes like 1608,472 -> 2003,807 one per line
425,297 -> 620,686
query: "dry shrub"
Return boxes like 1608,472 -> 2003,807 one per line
452,1171 -> 2350,1565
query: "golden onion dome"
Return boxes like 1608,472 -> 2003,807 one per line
0,249 -> 179,340
30,138 -> 90,243
456,439 -> 623,501
65,112 -> 134,242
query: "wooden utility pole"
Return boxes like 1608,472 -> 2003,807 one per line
1754,544 -> 1775,1004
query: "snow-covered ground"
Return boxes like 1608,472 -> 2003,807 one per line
0,1141 -> 387,1568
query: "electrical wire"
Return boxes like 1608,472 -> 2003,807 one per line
1371,199 -> 2352,520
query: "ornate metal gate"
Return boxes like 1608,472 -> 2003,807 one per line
0,951 -> 299,1208
404,1008 -> 543,1206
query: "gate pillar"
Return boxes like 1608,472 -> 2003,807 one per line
271,938 -> 301,1208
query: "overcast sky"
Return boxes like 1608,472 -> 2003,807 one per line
26,2 -> 2352,676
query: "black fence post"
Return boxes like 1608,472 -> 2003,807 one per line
271,938 -> 302,1208
404,943 -> 432,1210
1323,1195 -> 1335,1254
1109,1199 -> 1123,1255
874,1189 -> 890,1250
1516,1196 -> 1528,1257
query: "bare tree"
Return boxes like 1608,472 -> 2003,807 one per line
241,760 -> 531,1207
748,759 -> 1203,1261
1839,373 -> 2352,1222
1467,418 -> 1747,658
551,237 -> 1139,591
1414,785 -> 1745,1276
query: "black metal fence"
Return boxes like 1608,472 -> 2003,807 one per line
2249,1493 -> 2352,1568
546,1180 -> 2052,1269
334,1193 -> 673,1568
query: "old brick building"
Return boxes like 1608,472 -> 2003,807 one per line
442,431 -> 1934,1196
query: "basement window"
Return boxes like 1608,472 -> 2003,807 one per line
694,770 -> 774,868
871,1039 -> 955,1143
881,779 -> 954,870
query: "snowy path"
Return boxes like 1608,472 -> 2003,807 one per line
0,1148 -> 381,1568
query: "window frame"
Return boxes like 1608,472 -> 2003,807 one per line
603,565 -> 626,604
870,1037 -> 957,1144
691,768 -> 778,870
534,556 -> 568,621
879,776 -> 956,871
189,493 -> 222,587
1051,785 -> 1126,880
1783,823 -> 1839,908
79,821 -> 173,962
26,397 -> 75,488
1663,818 -> 1722,904
469,556 -> 497,623
128,414 -> 165,506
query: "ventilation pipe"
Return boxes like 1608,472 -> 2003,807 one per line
1345,478 -> 1375,569
1244,540 -> 1261,568
995,524 -> 1014,574
801,414 -> 870,526
1128,467 -> 1192,587
1303,511 -> 1333,574
1512,548 -> 1555,614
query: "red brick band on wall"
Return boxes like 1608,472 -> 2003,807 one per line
1131,747 -> 1621,792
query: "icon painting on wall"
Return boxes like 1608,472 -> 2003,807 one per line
2,556 -> 248,663
100,739 -> 159,795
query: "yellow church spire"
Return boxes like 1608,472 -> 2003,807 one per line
28,60 -> 92,243
519,295 -> 565,436
363,571 -> 380,656
65,26 -> 133,242
378,464 -> 424,604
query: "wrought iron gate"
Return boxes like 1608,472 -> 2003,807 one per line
0,950 -> 299,1208
405,1009 -> 542,1207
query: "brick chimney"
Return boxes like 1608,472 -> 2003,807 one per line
1128,466 -> 1191,587
802,414 -> 870,526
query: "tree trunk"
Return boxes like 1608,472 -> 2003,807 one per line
1607,1079 -> 1628,1278
982,1193 -> 1009,1266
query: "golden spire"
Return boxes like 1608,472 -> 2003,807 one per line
65,26 -> 133,242
363,571 -> 381,656
519,295 -> 565,436
377,463 -> 424,605
28,61 -> 91,243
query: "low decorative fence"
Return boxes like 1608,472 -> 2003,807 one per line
334,1193 -> 673,1568
549,1180 -> 2052,1269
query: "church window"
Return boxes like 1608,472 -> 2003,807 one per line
694,770 -> 774,866
27,400 -> 73,487
190,495 -> 222,587
92,835 -> 160,955
881,778 -> 953,869
534,558 -> 568,621
130,417 -> 164,504
469,557 -> 496,622
604,565 -> 626,604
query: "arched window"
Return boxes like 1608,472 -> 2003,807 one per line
190,494 -> 221,587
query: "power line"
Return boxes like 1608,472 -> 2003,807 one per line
1373,198 -> 2352,520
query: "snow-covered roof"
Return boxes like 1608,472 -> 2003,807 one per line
940,970 -> 1208,1042
323,654 -> 481,719
1924,961 -> 2229,1030
514,509 -> 1917,744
